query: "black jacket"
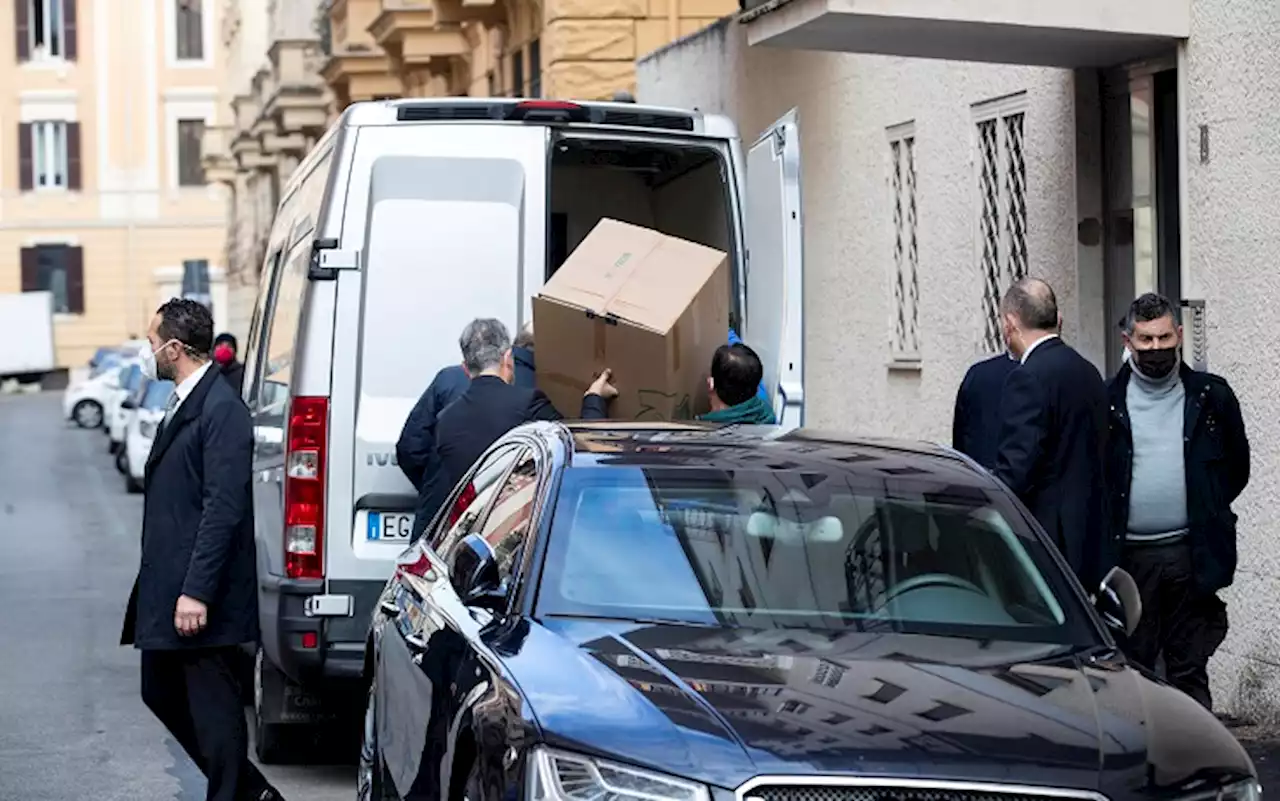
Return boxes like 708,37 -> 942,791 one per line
219,360 -> 245,396
1106,363 -> 1249,593
397,365 -> 471,491
994,337 -> 1111,587
952,353 -> 1019,470
426,376 -> 607,525
120,366 -> 259,650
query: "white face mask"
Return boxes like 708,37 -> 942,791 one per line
140,339 -> 176,382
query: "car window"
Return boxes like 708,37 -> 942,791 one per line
142,380 -> 175,409
431,445 -> 526,559
475,451 -> 539,589
539,467 -> 1094,644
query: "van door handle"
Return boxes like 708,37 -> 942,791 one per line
405,633 -> 427,651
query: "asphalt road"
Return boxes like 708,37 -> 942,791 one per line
0,393 -> 354,801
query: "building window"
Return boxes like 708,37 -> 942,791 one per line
974,94 -> 1028,353
528,38 -> 541,98
17,0 -> 78,61
175,0 -> 204,61
18,120 -> 82,191
177,118 -> 206,186
888,122 -> 919,363
20,244 -> 85,314
512,47 -> 524,98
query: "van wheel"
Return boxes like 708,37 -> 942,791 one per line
73,400 -> 103,429
124,471 -> 142,494
252,648 -> 291,764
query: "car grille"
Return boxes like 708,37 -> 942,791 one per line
743,785 -> 1098,801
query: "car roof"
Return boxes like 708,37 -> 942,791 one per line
559,423 -> 991,486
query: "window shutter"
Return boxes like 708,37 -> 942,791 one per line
64,0 -> 79,60
20,247 -> 38,292
66,246 -> 85,314
66,122 -> 82,190
15,0 -> 30,62
18,123 -> 33,192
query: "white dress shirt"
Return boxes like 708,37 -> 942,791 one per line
1020,333 -> 1060,364
170,361 -> 213,417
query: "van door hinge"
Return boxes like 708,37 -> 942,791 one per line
308,238 -> 359,281
304,595 -> 354,617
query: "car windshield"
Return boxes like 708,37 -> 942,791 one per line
141,380 -> 175,410
539,467 -> 1097,644
90,352 -> 122,378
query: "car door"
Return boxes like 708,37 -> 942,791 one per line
744,109 -> 805,429
378,443 -> 527,797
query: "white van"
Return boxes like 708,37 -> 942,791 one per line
239,97 -> 804,760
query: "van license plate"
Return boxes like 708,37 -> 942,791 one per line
367,512 -> 414,542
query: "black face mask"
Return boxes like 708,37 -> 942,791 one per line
1133,346 -> 1179,379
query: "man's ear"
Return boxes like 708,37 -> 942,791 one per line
707,376 -> 715,395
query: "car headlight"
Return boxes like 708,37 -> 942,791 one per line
529,748 -> 709,801
139,421 -> 158,440
1182,780 -> 1262,801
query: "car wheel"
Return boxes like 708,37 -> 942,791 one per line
73,400 -> 103,429
358,677 -> 397,800
124,470 -> 142,494
115,448 -> 129,475
253,648 -> 290,764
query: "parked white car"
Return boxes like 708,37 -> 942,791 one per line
62,343 -> 144,429
108,364 -> 145,455
124,379 -> 175,493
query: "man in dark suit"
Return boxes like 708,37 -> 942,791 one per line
121,299 -> 283,801
429,318 -> 615,521
993,278 -> 1112,589
952,352 -> 1018,470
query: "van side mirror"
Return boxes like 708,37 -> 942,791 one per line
1095,566 -> 1142,636
447,534 -> 507,612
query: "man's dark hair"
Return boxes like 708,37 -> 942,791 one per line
214,332 -> 238,351
1000,277 -> 1058,331
156,298 -> 214,358
711,343 -> 763,407
1123,292 -> 1180,334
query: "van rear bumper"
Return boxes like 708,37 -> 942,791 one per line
259,574 -> 385,686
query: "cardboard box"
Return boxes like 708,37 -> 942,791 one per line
533,219 -> 730,422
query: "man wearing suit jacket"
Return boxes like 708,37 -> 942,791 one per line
994,278 -> 1112,589
431,318 -> 615,519
121,299 -> 283,801
952,352 -> 1018,470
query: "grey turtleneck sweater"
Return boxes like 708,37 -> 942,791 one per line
1126,367 -> 1189,542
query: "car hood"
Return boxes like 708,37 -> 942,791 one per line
508,619 -> 1253,794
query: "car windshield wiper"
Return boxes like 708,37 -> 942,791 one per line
542,613 -> 723,628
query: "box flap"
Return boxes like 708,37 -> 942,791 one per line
537,219 -> 663,321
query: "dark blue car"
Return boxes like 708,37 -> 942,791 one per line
359,423 -> 1257,801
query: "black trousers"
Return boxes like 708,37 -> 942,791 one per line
1123,540 -> 1229,711
140,647 -> 272,801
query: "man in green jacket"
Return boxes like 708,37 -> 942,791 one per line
699,343 -> 778,425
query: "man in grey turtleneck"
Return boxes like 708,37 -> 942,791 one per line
1106,293 -> 1250,712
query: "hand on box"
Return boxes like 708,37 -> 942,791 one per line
587,368 -> 618,400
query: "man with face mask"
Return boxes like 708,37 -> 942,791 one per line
993,278 -> 1112,588
1106,292 -> 1249,711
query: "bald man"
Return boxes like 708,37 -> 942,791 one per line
994,278 -> 1113,589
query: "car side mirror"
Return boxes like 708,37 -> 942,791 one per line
1095,566 -> 1142,636
121,398 -> 137,410
447,534 -> 507,612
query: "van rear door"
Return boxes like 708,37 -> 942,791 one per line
326,123 -> 549,581
744,109 -> 805,428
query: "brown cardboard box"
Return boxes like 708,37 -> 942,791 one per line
533,219 -> 730,422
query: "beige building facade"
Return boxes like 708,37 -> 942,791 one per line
1,0 -> 233,368
638,0 -> 1280,716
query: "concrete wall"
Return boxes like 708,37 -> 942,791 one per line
637,8 -> 1280,719
1183,0 -> 1280,720
637,20 -> 1079,443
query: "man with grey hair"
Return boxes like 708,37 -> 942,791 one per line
993,277 -> 1111,587
425,318 -> 615,522
1105,292 -> 1248,710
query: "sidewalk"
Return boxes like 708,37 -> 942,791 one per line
1228,720 -> 1280,787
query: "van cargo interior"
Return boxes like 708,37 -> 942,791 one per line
548,138 -> 736,311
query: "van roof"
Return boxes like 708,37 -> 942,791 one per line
338,97 -> 740,140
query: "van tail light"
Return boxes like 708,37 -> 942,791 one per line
447,481 -> 477,530
285,396 -> 328,580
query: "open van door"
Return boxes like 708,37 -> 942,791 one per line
744,109 -> 805,429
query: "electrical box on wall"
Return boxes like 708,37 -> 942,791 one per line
1181,299 -> 1207,371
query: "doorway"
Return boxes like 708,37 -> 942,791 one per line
1101,58 -> 1181,376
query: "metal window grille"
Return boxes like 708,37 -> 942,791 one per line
976,106 -> 1027,353
889,129 -> 920,361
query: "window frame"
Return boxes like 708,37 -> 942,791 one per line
886,119 -> 920,368
176,118 -> 207,187
22,0 -> 73,63
429,443 -> 529,560
30,120 -> 69,190
174,0 -> 206,63
168,0 -> 211,67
